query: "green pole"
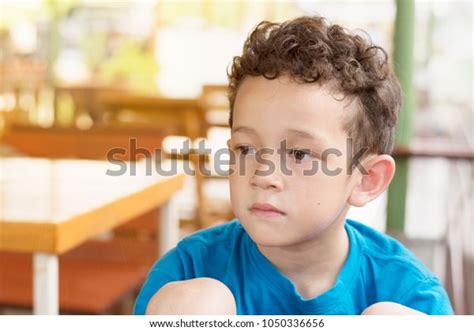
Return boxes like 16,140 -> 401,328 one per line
386,0 -> 415,233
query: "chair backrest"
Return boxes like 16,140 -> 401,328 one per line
200,84 -> 230,128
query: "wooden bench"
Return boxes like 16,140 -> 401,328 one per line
0,238 -> 156,314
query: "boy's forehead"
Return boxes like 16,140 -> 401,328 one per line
233,76 -> 352,140
235,76 -> 349,116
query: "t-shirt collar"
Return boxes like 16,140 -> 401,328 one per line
244,219 -> 361,313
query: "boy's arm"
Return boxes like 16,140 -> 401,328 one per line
362,302 -> 425,315
363,277 -> 454,315
395,277 -> 454,315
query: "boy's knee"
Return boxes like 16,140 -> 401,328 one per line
361,302 -> 425,315
146,277 -> 237,315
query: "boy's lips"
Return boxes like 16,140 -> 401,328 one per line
249,202 -> 285,218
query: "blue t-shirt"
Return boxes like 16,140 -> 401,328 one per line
134,219 -> 453,315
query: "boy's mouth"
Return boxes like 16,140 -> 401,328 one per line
249,202 -> 285,218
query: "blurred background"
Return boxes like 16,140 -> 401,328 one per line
0,0 -> 472,315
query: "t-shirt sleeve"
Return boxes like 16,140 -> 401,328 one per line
133,246 -> 186,315
397,277 -> 454,315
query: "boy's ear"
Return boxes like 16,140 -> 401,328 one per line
348,154 -> 396,207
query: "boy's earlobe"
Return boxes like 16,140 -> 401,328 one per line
348,155 -> 396,207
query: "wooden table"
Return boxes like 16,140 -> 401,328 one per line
0,157 -> 185,314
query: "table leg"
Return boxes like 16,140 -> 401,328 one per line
33,253 -> 59,315
158,195 -> 180,257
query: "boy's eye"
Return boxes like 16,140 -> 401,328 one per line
236,145 -> 256,156
289,149 -> 311,161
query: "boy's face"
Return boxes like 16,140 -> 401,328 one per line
228,76 -> 361,247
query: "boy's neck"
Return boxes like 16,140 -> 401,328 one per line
256,213 -> 350,299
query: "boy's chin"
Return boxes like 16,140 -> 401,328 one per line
252,237 -> 294,248
251,234 -> 311,249
241,221 -> 303,248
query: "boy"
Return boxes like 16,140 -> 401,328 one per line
134,16 -> 453,315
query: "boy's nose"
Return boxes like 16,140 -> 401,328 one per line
249,159 -> 284,191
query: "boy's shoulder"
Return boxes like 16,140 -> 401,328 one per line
346,219 -> 435,280
347,220 -> 452,314
177,218 -> 437,281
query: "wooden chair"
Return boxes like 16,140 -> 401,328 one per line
196,85 -> 234,227
199,84 -> 231,128
85,88 -> 235,229
200,85 -> 230,128
96,91 -> 234,229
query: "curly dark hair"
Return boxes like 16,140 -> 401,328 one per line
227,16 -> 402,155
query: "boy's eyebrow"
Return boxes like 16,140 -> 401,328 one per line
232,126 -> 328,146
284,129 -> 328,146
231,126 -> 257,135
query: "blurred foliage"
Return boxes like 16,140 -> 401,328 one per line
158,0 -> 243,29
0,0 -> 78,29
98,40 -> 158,93
55,90 -> 75,127
80,31 -> 108,72
43,0 -> 78,18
